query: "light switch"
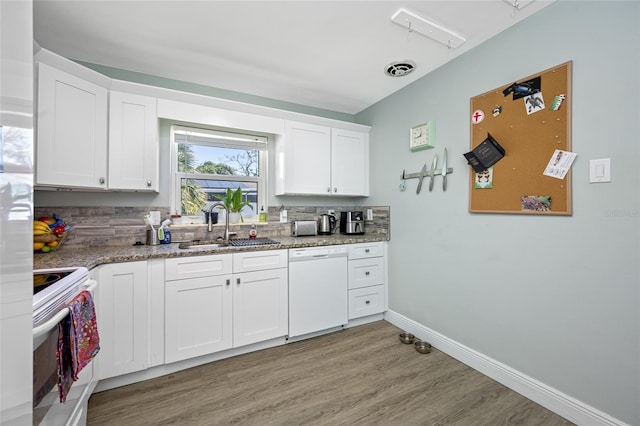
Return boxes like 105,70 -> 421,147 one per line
589,158 -> 611,183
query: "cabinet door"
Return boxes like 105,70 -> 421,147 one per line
348,242 -> 384,260
348,285 -> 385,319
233,268 -> 288,347
282,120 -> 331,195
165,275 -> 233,363
97,261 -> 148,380
36,62 -> 108,189
233,249 -> 287,273
331,128 -> 369,196
348,257 -> 385,290
108,91 -> 159,191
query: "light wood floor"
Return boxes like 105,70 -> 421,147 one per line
87,321 -> 573,425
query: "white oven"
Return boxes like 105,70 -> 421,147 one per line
32,267 -> 99,426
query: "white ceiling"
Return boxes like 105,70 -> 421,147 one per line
33,1 -> 554,115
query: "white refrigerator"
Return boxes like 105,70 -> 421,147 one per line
0,0 -> 35,423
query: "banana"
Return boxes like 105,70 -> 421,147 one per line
33,221 -> 52,234
33,221 -> 52,232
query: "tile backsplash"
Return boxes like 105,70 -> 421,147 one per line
35,206 -> 390,249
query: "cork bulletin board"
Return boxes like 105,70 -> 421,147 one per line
468,61 -> 572,215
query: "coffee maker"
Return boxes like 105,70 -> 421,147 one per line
340,211 -> 364,235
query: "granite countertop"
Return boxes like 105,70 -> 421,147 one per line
33,234 -> 389,270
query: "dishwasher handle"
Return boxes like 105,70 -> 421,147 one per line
289,247 -> 348,261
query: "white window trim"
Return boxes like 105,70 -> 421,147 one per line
170,124 -> 268,216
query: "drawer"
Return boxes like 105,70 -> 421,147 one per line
348,285 -> 385,319
233,249 -> 288,273
348,242 -> 383,259
165,254 -> 233,281
348,257 -> 384,289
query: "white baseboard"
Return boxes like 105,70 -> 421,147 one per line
384,310 -> 628,426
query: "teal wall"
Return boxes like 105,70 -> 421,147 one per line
356,2 -> 639,424
78,61 -> 355,123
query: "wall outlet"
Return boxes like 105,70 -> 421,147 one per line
366,208 -> 373,221
327,209 -> 335,216
149,210 -> 161,226
279,209 -> 288,223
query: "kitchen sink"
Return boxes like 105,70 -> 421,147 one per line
229,238 -> 280,247
178,241 -> 229,250
178,238 -> 280,249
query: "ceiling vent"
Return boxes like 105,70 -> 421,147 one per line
384,60 -> 416,77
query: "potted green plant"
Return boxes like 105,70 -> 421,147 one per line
215,188 -> 253,223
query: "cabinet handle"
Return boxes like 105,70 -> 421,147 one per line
327,187 -> 331,193
365,249 -> 370,253
365,271 -> 370,276
365,300 -> 370,305
226,279 -> 230,286
147,180 -> 152,187
236,278 -> 241,285
334,187 -> 337,193
99,177 -> 105,184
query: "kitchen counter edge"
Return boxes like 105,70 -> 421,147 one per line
33,235 -> 389,270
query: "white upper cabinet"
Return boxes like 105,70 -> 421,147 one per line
276,120 -> 370,196
108,91 -> 159,191
331,128 -> 369,196
36,62 -> 108,189
278,121 -> 332,195
35,50 -> 159,192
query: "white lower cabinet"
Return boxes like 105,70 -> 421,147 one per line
164,250 -> 288,363
233,268 -> 288,347
96,261 -> 149,380
93,245 -> 382,384
347,242 -> 387,320
348,285 -> 385,319
165,274 -> 233,363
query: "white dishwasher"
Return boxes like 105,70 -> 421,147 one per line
288,246 -> 348,338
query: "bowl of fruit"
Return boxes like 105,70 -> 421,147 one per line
33,214 -> 69,253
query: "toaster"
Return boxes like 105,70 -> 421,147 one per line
291,220 -> 317,237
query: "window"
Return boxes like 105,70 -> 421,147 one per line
171,125 -> 267,219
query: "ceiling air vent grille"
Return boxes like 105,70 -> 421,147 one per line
384,60 -> 416,77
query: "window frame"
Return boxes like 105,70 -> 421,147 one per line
170,124 -> 268,218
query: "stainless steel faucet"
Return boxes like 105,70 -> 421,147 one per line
207,202 -> 230,243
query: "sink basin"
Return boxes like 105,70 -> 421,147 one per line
178,238 -> 280,249
178,241 -> 229,250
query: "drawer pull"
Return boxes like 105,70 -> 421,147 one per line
226,279 -> 230,286
365,300 -> 370,304
365,249 -> 370,253
365,271 -> 370,276
237,278 -> 241,285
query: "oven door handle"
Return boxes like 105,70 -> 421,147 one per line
32,279 -> 98,340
